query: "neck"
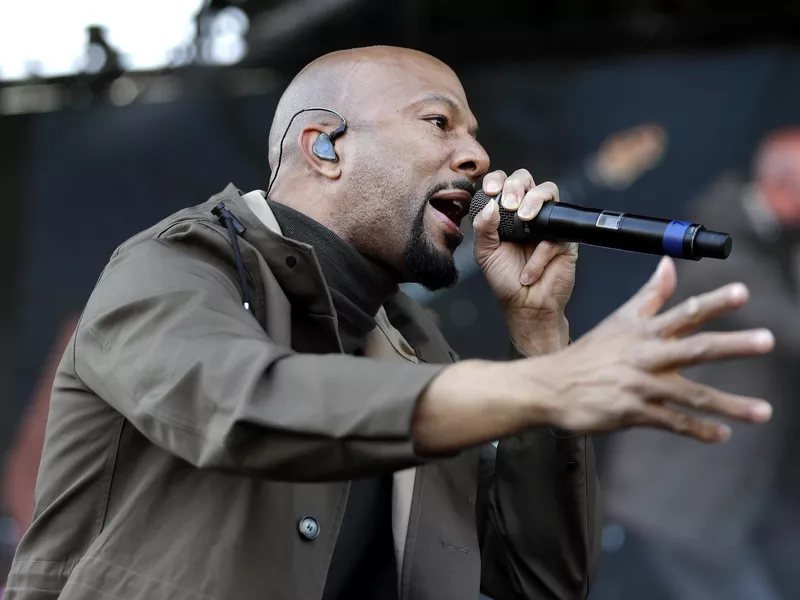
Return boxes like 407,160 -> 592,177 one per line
267,200 -> 399,338
268,182 -> 355,241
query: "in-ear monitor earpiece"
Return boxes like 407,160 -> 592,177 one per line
312,133 -> 338,162
268,107 -> 348,194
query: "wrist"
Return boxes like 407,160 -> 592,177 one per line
413,359 -> 551,455
514,352 -> 571,430
493,359 -> 558,431
507,312 -> 570,355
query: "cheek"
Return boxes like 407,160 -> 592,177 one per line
346,128 -> 440,252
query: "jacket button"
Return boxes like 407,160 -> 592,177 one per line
286,255 -> 297,268
567,461 -> 578,472
298,516 -> 319,541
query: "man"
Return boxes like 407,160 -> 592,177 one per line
604,128 -> 800,600
6,47 -> 773,600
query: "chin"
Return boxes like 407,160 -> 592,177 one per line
403,234 -> 459,291
425,224 -> 463,255
401,201 -> 462,291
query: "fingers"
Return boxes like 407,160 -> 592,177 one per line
648,282 -> 749,338
632,372 -> 774,443
640,329 -> 775,371
482,170 -> 507,196
637,403 -> 731,443
518,181 -> 560,221
520,241 -> 571,286
499,169 -> 534,211
646,374 -> 773,424
617,256 -> 677,319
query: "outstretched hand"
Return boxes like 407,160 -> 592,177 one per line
534,256 -> 774,442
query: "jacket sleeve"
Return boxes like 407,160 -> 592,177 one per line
73,236 -> 444,482
477,344 -> 602,600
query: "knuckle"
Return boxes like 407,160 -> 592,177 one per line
623,348 -> 646,369
684,336 -> 711,360
505,177 -> 524,191
696,335 -> 716,356
543,181 -> 560,201
618,401 -> 643,423
512,168 -> 533,181
683,296 -> 701,318
635,317 -> 654,336
622,370 -> 651,397
691,390 -> 710,410
672,412 -> 694,434
540,180 -> 559,192
687,388 -> 712,410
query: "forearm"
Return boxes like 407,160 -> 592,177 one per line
413,359 -> 555,456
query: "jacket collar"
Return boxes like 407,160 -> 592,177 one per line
204,183 -> 455,364
207,183 -> 336,318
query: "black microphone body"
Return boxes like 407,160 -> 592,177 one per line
469,190 -> 732,260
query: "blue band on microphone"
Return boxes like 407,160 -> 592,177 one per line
663,220 -> 690,257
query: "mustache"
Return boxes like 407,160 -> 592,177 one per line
425,179 -> 480,199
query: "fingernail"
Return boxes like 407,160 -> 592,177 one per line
486,181 -> 501,194
717,424 -> 731,442
481,199 -> 496,220
518,203 -> 534,220
753,329 -> 775,351
502,193 -> 518,210
751,402 -> 773,422
729,283 -> 748,301
520,273 -> 531,286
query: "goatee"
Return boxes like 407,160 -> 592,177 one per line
402,200 -> 460,291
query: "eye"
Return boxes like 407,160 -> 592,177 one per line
426,115 -> 449,130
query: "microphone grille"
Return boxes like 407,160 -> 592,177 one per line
470,190 -> 516,237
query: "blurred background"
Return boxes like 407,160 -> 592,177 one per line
1,1 -> 799,598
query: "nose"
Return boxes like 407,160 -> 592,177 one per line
450,138 -> 490,183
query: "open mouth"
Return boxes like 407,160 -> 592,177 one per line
428,190 -> 472,230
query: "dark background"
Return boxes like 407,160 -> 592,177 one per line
1,1 -> 799,597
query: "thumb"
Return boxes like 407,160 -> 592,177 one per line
619,256 -> 678,318
472,198 -> 501,260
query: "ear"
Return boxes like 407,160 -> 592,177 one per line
298,125 -> 343,180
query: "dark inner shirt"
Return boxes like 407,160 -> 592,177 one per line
269,200 -> 400,599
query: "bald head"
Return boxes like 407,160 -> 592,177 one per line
265,45 -> 489,290
267,46 -> 459,169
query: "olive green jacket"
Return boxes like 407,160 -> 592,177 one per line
6,184 -> 600,600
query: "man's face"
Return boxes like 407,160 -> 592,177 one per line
341,55 -> 490,290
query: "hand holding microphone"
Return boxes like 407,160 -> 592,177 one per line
472,169 -> 579,356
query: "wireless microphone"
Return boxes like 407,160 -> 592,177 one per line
469,190 -> 732,260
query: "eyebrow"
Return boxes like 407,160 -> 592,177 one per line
410,93 -> 479,136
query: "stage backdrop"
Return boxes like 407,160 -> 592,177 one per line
2,45 -> 800,597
